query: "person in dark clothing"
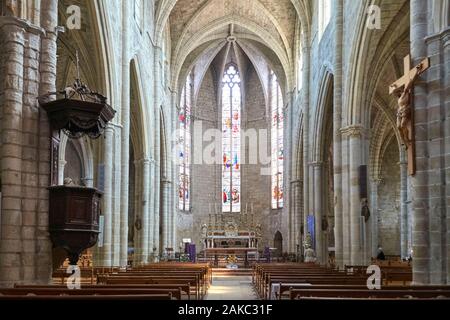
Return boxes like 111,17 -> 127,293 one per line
376,247 -> 386,260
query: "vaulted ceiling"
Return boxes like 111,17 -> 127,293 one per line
156,0 -> 311,92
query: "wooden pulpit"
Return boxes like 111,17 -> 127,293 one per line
48,186 -> 103,265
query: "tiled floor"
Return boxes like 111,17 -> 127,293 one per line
205,275 -> 259,300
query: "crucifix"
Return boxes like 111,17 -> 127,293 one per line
389,54 -> 430,176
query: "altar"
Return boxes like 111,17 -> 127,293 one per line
200,212 -> 261,268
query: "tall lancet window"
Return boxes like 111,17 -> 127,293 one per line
271,71 -> 284,209
222,65 -> 241,213
178,73 -> 192,211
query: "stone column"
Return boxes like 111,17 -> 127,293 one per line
333,0 -> 344,269
302,43 -> 311,240
370,179 -> 381,258
313,162 -> 326,264
443,22 -> 450,286
410,0 -> 430,285
101,125 -> 114,266
120,0 -> 131,268
170,90 -> 178,250
349,126 -> 363,265
399,148 -> 409,259
132,159 -> 141,265
162,179 -> 171,250
153,47 -> 162,256
340,129 -> 350,265
22,25 -> 43,283
37,0 -> 57,284
112,127 -> 122,266
285,91 -> 294,253
147,159 -> 156,261
58,160 -> 67,184
341,125 -> 363,266
141,158 -> 150,264
0,19 -> 26,287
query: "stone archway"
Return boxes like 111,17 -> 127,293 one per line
274,231 -> 283,257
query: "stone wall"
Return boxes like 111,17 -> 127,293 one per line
378,139 -> 401,256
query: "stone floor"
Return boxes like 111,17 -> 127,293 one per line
205,275 -> 259,300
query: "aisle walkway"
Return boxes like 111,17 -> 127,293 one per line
205,273 -> 259,300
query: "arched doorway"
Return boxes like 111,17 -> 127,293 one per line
274,231 -> 283,257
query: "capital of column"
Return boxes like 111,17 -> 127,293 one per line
309,161 -> 324,169
371,177 -> 384,186
0,16 -> 45,36
104,124 -> 115,134
340,124 -> 365,138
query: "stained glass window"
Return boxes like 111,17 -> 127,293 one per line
271,71 -> 284,209
178,74 -> 192,211
319,0 -> 331,39
222,65 -> 241,213
134,0 -> 143,30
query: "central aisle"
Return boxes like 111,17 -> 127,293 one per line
205,270 -> 259,300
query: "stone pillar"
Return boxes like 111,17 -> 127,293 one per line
162,179 -> 171,250
411,0 -> 450,284
333,0 -> 344,269
101,125 -> 114,266
58,160 -> 66,185
170,91 -> 178,250
349,126 -> 363,265
370,179 -> 381,258
120,0 -> 131,268
341,125 -> 363,266
141,158 -> 150,264
0,20 -> 26,287
399,148 -> 409,259
22,25 -> 43,283
147,159 -> 156,261
313,162 -> 325,264
112,127 -> 122,266
153,47 -> 162,256
410,0 -> 430,284
37,0 -> 57,284
340,129 -> 350,266
285,91 -> 294,253
302,44 -> 311,241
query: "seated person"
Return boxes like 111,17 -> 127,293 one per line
376,246 -> 386,260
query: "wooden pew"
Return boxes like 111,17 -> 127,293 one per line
99,276 -> 202,300
15,284 -> 191,300
0,294 -> 172,301
276,284 -> 450,300
289,288 -> 450,300
0,287 -> 182,300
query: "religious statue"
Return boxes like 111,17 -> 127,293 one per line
303,232 -> 316,263
304,244 -> 317,264
201,224 -> 208,238
361,199 -> 371,222
391,67 -> 421,147
63,177 -> 75,186
321,217 -> 329,231
389,54 -> 430,176
134,216 -> 142,231
255,224 -> 262,238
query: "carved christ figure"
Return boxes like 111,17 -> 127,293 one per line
390,63 -> 425,147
